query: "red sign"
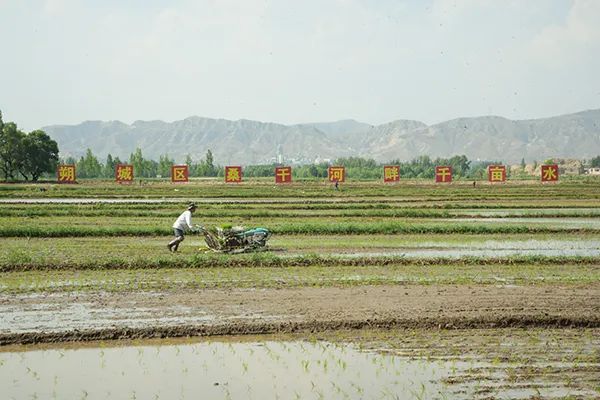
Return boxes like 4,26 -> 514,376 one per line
488,165 -> 506,182
116,164 -> 134,183
171,165 -> 189,183
328,166 -> 345,183
275,166 -> 292,183
225,166 -> 242,183
383,165 -> 400,183
57,164 -> 76,183
435,166 -> 452,183
541,164 -> 559,182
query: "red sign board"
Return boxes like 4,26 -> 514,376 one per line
57,164 -> 76,183
328,166 -> 345,183
541,164 -> 559,182
275,166 -> 292,184
225,166 -> 242,183
383,165 -> 400,183
171,165 -> 189,183
115,164 -> 134,183
435,166 -> 452,183
488,165 -> 506,182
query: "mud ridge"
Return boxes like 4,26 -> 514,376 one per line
3,254 -> 600,273
2,315 -> 599,346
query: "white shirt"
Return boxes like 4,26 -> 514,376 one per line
173,210 -> 193,231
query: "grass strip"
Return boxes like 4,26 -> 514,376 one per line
1,224 -> 600,238
2,207 -> 600,218
2,263 -> 599,294
2,180 -> 600,200
1,253 -> 599,272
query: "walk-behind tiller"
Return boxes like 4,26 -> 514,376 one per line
198,226 -> 271,254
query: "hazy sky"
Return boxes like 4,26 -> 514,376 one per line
1,0 -> 599,131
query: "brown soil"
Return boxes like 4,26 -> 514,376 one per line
1,284 -> 599,345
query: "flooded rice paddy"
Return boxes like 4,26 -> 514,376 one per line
1,329 -> 598,400
1,185 -> 599,399
281,237 -> 600,258
443,217 -> 600,229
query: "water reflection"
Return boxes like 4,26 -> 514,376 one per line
1,340 -> 458,399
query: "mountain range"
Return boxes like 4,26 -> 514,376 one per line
43,109 -> 600,165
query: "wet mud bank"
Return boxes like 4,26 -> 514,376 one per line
2,315 -> 600,346
2,285 -> 598,345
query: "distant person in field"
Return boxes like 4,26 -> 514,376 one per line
168,203 -> 197,252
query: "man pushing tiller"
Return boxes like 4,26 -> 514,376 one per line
167,203 -> 197,252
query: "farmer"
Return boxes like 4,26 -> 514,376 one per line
167,202 -> 197,252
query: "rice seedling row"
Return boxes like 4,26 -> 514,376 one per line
1,328 -> 598,399
2,261 -> 599,294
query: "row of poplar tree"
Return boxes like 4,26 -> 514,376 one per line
0,111 -> 59,181
67,150 -> 503,180
63,148 -> 220,179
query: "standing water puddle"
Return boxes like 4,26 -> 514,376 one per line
2,340 -> 463,399
309,238 -> 600,258
1,329 -> 598,400
445,217 -> 600,228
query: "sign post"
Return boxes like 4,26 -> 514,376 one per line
383,166 -> 400,183
275,166 -> 292,184
488,165 -> 506,183
115,164 -> 134,184
171,165 -> 189,183
435,166 -> 452,183
57,164 -> 76,183
541,164 -> 559,182
225,166 -> 242,183
328,166 -> 345,183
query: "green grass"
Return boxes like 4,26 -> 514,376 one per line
4,234 -> 597,268
1,241 -> 599,272
1,222 -> 599,238
2,179 -> 600,199
1,262 -> 598,293
2,204 -> 600,218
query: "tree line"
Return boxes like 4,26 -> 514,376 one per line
63,149 -> 501,180
0,111 -> 59,181
62,148 -> 220,178
245,155 -> 500,180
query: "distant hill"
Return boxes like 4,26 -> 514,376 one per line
43,109 -> 600,164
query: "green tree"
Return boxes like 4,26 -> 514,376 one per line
158,154 -> 174,177
244,164 -> 276,177
205,150 -> 215,175
201,149 -> 217,176
446,155 -> 471,177
19,130 -> 59,181
103,154 -> 115,178
195,149 -> 217,177
129,148 -> 145,178
77,149 -> 102,178
0,122 -> 26,181
183,154 -> 197,177
590,156 -> 600,168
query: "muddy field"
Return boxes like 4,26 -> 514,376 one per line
1,284 -> 599,345
1,181 -> 599,398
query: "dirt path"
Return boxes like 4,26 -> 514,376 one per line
1,284 -> 599,345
